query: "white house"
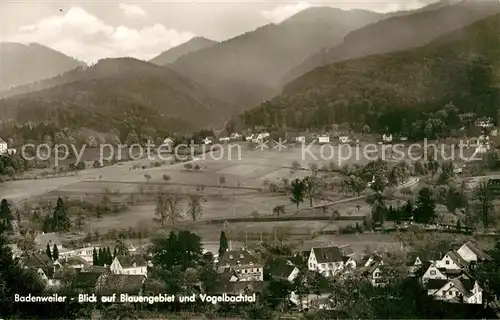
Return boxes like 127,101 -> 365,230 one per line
246,134 -> 254,141
457,241 -> 492,263
431,276 -> 483,304
382,134 -> 393,143
163,137 -> 174,145
110,255 -> 148,277
295,136 -> 306,143
219,137 -> 230,143
435,251 -> 469,271
0,138 -> 7,154
59,245 -> 100,264
252,133 -> 270,143
421,262 -> 447,284
203,137 -> 213,145
218,249 -> 264,282
338,136 -> 350,144
308,246 -> 356,277
230,133 -> 242,140
318,135 -> 330,144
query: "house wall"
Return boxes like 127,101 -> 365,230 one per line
288,268 -> 299,282
234,265 -> 263,281
0,142 -> 7,154
59,247 -> 99,263
435,254 -> 461,270
422,265 -> 447,283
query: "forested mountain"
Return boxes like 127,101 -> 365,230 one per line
0,42 -> 85,91
0,58 -> 236,141
287,0 -> 500,82
168,7 -> 387,108
242,14 -> 500,139
150,37 -> 217,66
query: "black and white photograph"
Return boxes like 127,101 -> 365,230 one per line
1,0 -> 500,318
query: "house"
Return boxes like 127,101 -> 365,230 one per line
203,137 -> 213,145
406,253 -> 424,275
163,137 -> 174,145
318,135 -> 330,144
475,117 -> 494,128
382,134 -> 393,143
219,137 -> 230,143
34,232 -> 64,252
22,253 -> 62,288
252,133 -> 270,143
56,256 -> 89,271
435,251 -> 469,271
431,276 -> 483,304
419,261 -> 447,284
457,241 -> 492,263
59,245 -> 100,264
230,133 -> 242,140
338,136 -> 350,144
95,274 -> 146,296
0,138 -> 7,154
295,136 -> 306,143
110,255 -> 148,277
246,134 -> 254,141
362,260 -> 390,287
269,260 -> 300,282
71,272 -> 103,294
290,292 -> 332,311
307,246 -> 356,277
217,249 -> 263,281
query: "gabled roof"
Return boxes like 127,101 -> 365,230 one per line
71,272 -> 102,290
312,247 -> 343,263
445,251 -> 469,269
448,277 -> 475,298
218,249 -> 259,266
24,253 -> 53,269
95,274 -> 145,295
57,256 -> 89,267
462,241 -> 492,261
426,278 -> 448,290
116,255 -> 147,268
34,232 -> 63,247
339,244 -> 354,257
270,262 -> 297,279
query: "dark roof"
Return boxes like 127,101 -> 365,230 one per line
339,244 -> 354,257
414,260 -> 433,278
116,255 -> 147,268
72,272 -> 102,290
270,262 -> 296,279
463,242 -> 492,261
82,265 -> 110,274
219,267 -> 239,283
449,277 -> 475,298
95,274 -> 145,295
312,247 -> 343,263
218,249 -> 259,266
24,253 -> 53,269
58,256 -> 89,267
446,251 -> 469,269
426,279 -> 448,290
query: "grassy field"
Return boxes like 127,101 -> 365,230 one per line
2,143 -> 438,244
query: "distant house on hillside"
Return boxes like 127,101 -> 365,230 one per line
295,136 -> 306,143
59,245 -> 100,264
382,134 -> 393,143
318,135 -> 330,144
230,133 -> 242,140
219,137 -> 230,143
0,138 -> 7,154
203,137 -> 213,145
457,241 -> 492,263
163,137 -> 174,145
338,136 -> 349,144
252,133 -> 270,143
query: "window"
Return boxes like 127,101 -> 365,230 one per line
329,263 -> 334,268
430,270 -> 436,276
309,263 -> 312,268
445,260 -> 449,265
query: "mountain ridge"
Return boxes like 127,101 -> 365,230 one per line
150,37 -> 217,66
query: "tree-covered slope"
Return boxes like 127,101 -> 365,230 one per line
242,14 -> 500,138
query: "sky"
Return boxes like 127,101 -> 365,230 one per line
0,0 -> 439,63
